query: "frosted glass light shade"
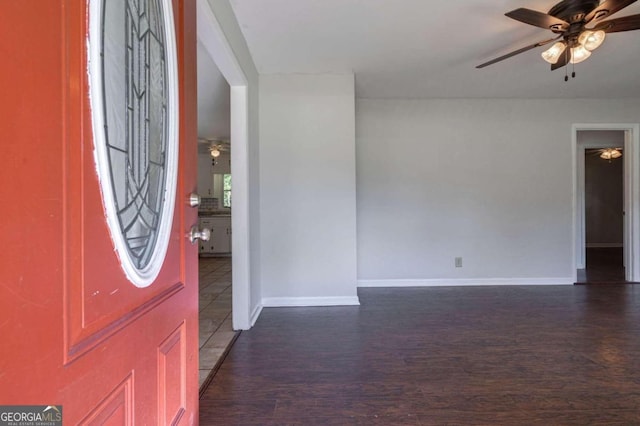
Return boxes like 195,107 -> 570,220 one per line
579,30 -> 606,51
600,148 -> 622,160
541,42 -> 567,64
210,148 -> 221,158
570,45 -> 592,64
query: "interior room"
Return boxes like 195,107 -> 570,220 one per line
5,0 -> 640,423
196,0 -> 640,422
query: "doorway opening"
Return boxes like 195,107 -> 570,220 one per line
196,0 -> 253,391
197,0 -> 252,332
578,138 -> 624,282
573,124 -> 640,283
195,39 -> 236,389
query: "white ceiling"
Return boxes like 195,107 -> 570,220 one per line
228,0 -> 640,98
197,41 -> 230,140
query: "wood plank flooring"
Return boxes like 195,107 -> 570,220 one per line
576,247 -> 626,283
200,285 -> 640,425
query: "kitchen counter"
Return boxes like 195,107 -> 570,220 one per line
199,211 -> 231,217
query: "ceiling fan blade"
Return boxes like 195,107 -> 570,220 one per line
505,8 -> 569,30
593,13 -> 640,32
476,37 -> 561,69
551,48 -> 571,71
585,0 -> 638,22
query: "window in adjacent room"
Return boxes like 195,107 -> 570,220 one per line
223,174 -> 232,208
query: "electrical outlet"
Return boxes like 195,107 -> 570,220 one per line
455,257 -> 463,268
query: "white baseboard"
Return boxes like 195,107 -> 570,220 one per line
261,296 -> 361,307
249,303 -> 263,327
358,277 -> 575,287
586,243 -> 623,248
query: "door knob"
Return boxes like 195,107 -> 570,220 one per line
189,226 -> 211,243
189,193 -> 201,207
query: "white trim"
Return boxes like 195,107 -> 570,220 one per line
572,123 -> 640,283
262,297 -> 361,307
250,304 -> 263,327
358,278 -> 575,287
573,130 -> 580,272
196,1 -> 247,86
586,243 -> 623,248
197,0 -> 253,330
230,88 -> 251,330
88,0 -> 179,288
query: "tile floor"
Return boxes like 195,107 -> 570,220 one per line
198,256 -> 236,389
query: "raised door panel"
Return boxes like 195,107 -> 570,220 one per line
65,150 -> 185,359
158,323 -> 187,424
64,0 -> 186,364
78,373 -> 134,425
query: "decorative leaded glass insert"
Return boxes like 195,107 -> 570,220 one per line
88,0 -> 179,287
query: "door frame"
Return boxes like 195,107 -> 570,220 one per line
572,123 -> 640,282
197,0 -> 252,329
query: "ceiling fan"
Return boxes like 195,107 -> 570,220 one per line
198,138 -> 230,158
587,147 -> 623,160
477,0 -> 640,76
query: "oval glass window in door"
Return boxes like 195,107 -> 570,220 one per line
88,0 -> 180,287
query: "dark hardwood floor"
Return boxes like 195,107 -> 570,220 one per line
200,285 -> 640,425
577,247 -> 626,283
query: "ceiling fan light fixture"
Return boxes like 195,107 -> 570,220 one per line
477,1 -> 640,73
579,30 -> 606,51
600,148 -> 622,160
541,41 -> 567,64
570,45 -> 592,64
210,147 -> 221,158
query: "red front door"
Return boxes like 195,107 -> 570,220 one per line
0,1 -> 199,424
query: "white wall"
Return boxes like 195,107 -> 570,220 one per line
196,41 -> 230,140
259,74 -> 358,305
197,154 -> 213,196
356,98 -> 640,285
211,150 -> 231,174
578,130 -> 625,146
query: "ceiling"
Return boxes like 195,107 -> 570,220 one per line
228,0 -> 640,98
197,41 -> 230,141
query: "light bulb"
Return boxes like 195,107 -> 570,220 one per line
541,42 -> 567,64
600,148 -> 622,160
579,30 -> 606,51
210,148 -> 221,158
570,45 -> 592,64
